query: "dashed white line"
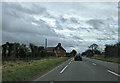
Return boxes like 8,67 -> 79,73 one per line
60,65 -> 68,74
92,63 -> 96,65
107,70 -> 120,77
69,61 -> 71,64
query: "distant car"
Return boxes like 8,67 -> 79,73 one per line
74,54 -> 82,61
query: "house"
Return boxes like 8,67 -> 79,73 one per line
0,46 -> 2,56
46,43 -> 66,57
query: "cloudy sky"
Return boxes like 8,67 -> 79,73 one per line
2,2 -> 118,53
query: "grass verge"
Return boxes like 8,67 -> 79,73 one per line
88,57 -> 120,63
2,57 -> 70,81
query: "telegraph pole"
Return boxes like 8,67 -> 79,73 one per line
45,38 -> 47,51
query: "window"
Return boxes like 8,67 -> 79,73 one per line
58,51 -> 60,53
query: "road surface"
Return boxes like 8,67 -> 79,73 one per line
35,57 -> 120,82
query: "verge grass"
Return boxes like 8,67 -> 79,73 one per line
2,57 -> 69,81
88,56 -> 120,63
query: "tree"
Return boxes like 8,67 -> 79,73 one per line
2,44 -> 7,57
29,43 -> 35,57
104,42 -> 120,58
83,49 -> 93,57
88,44 -> 99,56
89,44 -> 99,51
15,43 -> 20,58
7,43 -> 14,57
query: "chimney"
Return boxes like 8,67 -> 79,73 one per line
58,43 -> 61,46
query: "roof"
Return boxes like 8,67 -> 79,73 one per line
55,45 -> 66,52
47,43 -> 66,52
47,47 -> 55,51
61,47 -> 66,52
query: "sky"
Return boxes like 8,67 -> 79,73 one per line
2,2 -> 118,53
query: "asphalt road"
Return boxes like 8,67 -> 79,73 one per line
35,57 -> 120,81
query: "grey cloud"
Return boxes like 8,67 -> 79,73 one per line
70,17 -> 79,24
2,2 -> 118,53
70,34 -> 83,40
3,14 -> 57,37
73,36 -> 83,40
86,19 -> 104,29
2,2 -> 53,19
2,3 -> 59,46
69,46 -> 75,47
32,19 -> 46,25
59,16 -> 67,23
68,27 -> 77,30
58,15 -> 79,24
55,20 -> 63,30
2,31 -> 46,46
96,37 -> 116,41
4,3 -> 46,15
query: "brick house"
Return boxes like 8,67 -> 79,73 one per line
0,46 -> 2,56
46,43 -> 66,57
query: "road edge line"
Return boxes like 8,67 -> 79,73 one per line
34,58 -> 72,81
107,70 -> 120,77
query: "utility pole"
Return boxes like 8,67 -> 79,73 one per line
45,38 -> 47,51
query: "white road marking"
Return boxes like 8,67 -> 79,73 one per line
69,61 -> 71,64
92,63 -> 96,65
34,58 -> 71,81
107,70 -> 120,77
60,65 -> 68,74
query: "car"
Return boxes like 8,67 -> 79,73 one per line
74,54 -> 82,61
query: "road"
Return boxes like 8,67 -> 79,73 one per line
35,57 -> 120,82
